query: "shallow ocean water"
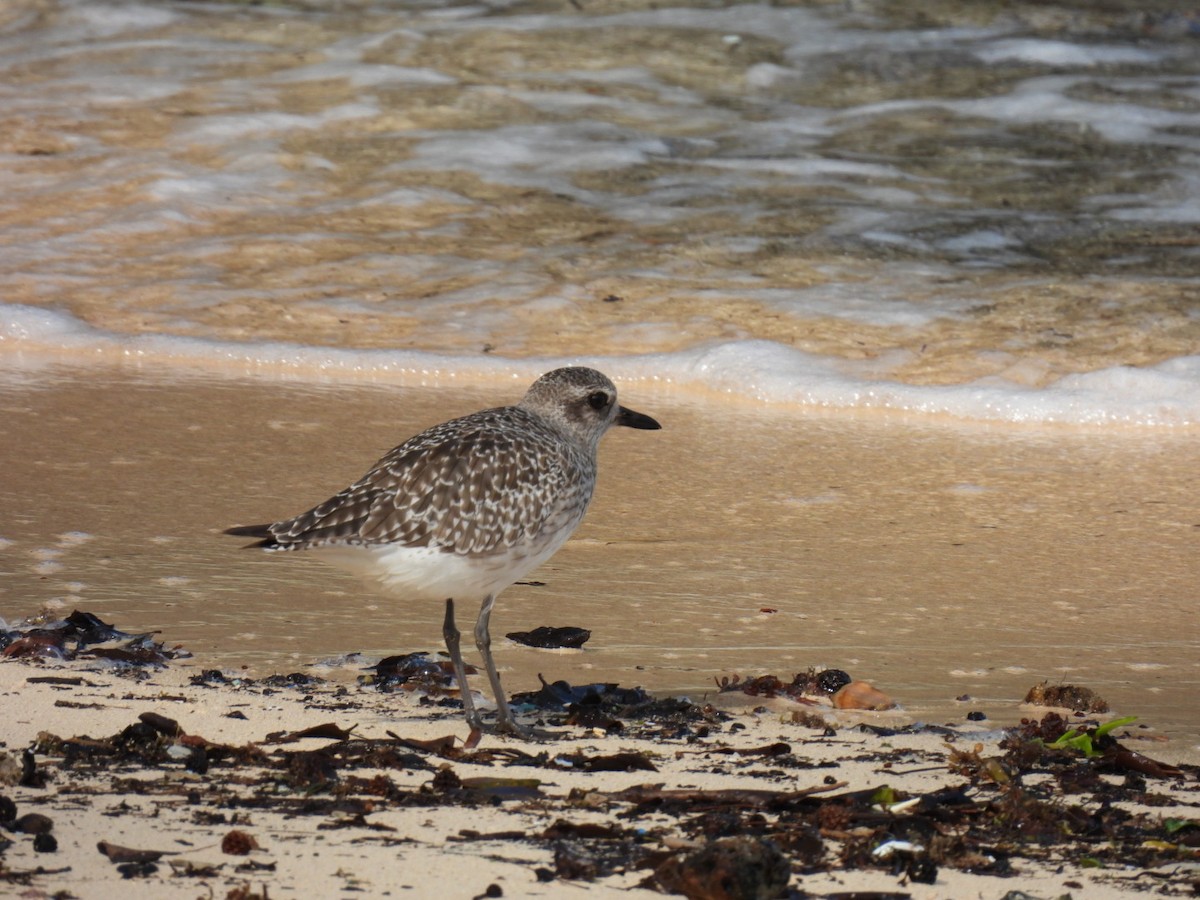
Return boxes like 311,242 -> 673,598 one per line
2,0 -> 1198,420
0,0 -> 1198,744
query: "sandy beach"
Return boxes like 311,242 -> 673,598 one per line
1,615 -> 1197,900
4,371 -> 1199,745
3,2 -> 1200,894
2,373 -> 1197,900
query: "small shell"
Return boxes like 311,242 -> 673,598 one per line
872,839 -> 924,859
832,680 -> 895,711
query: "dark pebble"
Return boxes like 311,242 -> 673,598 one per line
655,835 -> 790,899
185,747 -> 209,775
0,794 -> 16,826
505,626 -> 591,649
138,711 -> 182,737
14,813 -> 53,835
21,748 -> 45,788
817,668 -> 852,694
33,832 -> 58,853
118,861 -> 159,879
966,710 -> 987,721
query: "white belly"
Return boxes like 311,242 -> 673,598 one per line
309,528 -> 573,602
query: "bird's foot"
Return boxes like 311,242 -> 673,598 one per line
488,716 -> 565,742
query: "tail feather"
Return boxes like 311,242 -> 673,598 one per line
224,523 -> 279,549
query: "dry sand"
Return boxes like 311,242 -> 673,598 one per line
1,640 -> 1196,900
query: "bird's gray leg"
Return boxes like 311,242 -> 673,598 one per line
442,598 -> 483,732
474,593 -> 528,737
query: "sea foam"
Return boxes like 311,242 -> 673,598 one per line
2,305 -> 1196,427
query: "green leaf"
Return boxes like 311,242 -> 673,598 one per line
1093,716 -> 1137,738
1044,716 -> 1136,758
870,786 -> 897,806
1046,728 -> 1097,757
1164,818 -> 1196,835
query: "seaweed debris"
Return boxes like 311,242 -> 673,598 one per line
1,610 -> 189,668
2,618 -> 1197,898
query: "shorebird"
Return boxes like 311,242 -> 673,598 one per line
225,367 -> 660,735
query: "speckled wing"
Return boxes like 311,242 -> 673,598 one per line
256,407 -> 591,557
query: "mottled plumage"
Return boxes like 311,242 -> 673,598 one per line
226,367 -> 660,736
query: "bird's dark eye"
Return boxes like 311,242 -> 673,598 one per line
587,391 -> 609,410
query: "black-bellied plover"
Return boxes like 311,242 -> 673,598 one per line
225,367 -> 660,736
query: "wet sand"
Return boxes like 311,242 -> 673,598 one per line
2,365 -> 1198,749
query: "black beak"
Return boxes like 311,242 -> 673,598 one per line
616,406 -> 661,430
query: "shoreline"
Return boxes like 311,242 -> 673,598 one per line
3,309 -> 1200,430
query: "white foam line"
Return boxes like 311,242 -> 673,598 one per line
2,305 -> 1198,427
